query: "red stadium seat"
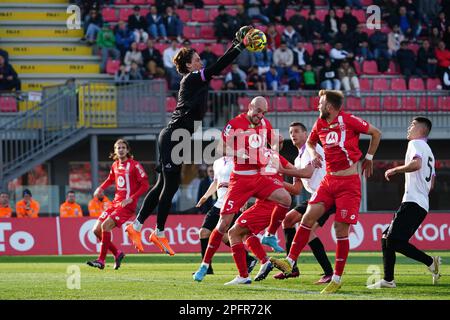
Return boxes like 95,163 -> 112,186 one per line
336,9 -> 344,18
137,42 -> 147,51
310,96 -> 320,110
210,78 -> 224,90
391,78 -> 407,90
346,97 -> 363,111
130,0 -> 147,4
426,78 -> 441,90
362,60 -> 378,75
209,8 -> 219,21
200,25 -> 216,39
437,96 -> 450,111
119,8 -> 134,22
408,78 -> 425,91
401,96 -> 418,111
291,96 -> 309,111
154,42 -> 169,53
166,96 -> 177,112
273,96 -> 290,112
354,61 -> 362,75
409,43 -> 420,55
285,9 -> 296,20
220,0 -> 235,4
176,9 -> 190,22
373,78 -> 388,91
183,26 -> 198,39
359,78 -> 371,91
0,96 -> 18,112
275,24 -> 285,35
238,96 -> 251,111
114,0 -> 129,4
352,10 -> 366,23
192,9 -> 209,22
364,96 -> 381,111
210,43 -> 225,56
236,0 -> 244,4
315,9 -> 327,22
419,96 -> 438,111
304,43 -> 314,55
361,0 -> 372,5
383,96 -> 401,111
102,8 -> 118,22
106,59 -> 120,75
191,42 -> 205,53
204,0 -> 219,4
384,61 -> 398,75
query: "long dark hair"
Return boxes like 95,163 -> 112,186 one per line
109,139 -> 134,161
173,47 -> 196,75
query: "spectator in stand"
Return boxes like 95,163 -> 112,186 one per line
291,0 -> 315,11
247,66 -> 266,91
288,12 -> 308,40
225,63 -> 247,90
0,192 -> 12,218
389,6 -> 413,35
282,24 -> 302,49
335,23 -> 355,53
182,39 -> 191,49
235,48 -> 255,74
429,26 -> 442,49
124,42 -> 144,72
128,5 -> 149,44
235,4 -> 252,28
214,5 -> 236,43
387,25 -> 405,58
16,189 -> 39,218
163,39 -> 181,89
267,0 -> 287,24
60,190 -> 83,218
197,165 -> 215,215
88,189 -> 111,218
396,41 -> 419,88
320,58 -> 341,90
329,41 -> 354,67
344,0 -> 362,9
274,41 -> 294,79
129,61 -> 145,80
146,5 -> 168,42
338,59 -> 360,97
164,6 -> 184,43
185,0 -> 204,8
443,25 -> 450,50
433,11 -> 447,36
305,11 -> 324,42
324,8 -> 340,42
199,43 -> 218,68
311,41 -> 328,71
254,47 -> 273,75
341,6 -> 358,31
292,41 -> 310,70
303,64 -> 317,90
265,65 -> 288,91
157,0 -> 176,15
354,24 -> 373,61
434,41 -> 450,76
442,65 -> 450,89
142,39 -> 165,79
417,39 -> 438,78
0,48 -> 9,63
0,55 -> 21,92
244,0 -> 270,25
97,23 -> 120,73
370,29 -> 391,72
287,65 -> 302,90
82,9 -> 103,45
266,23 -> 282,50
114,64 -> 130,84
114,20 -> 135,58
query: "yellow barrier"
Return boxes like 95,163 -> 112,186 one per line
78,84 -> 117,128
13,63 -> 99,74
0,0 -> 66,3
0,11 -> 69,21
0,28 -> 83,38
22,82 -> 60,91
5,46 -> 91,56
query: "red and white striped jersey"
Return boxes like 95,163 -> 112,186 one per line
309,111 -> 370,173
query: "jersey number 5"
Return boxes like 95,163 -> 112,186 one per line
425,157 -> 433,182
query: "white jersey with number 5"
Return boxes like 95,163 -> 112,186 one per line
402,139 -> 435,211
294,144 -> 326,194
213,156 -> 234,209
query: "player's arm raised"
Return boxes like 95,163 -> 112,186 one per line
362,124 -> 382,178
385,156 -> 422,181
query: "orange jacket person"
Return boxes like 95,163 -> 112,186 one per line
0,192 -> 12,218
88,190 -> 111,217
16,189 -> 40,218
60,190 -> 83,218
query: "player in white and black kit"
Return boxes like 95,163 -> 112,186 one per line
368,117 -> 441,289
272,122 -> 334,284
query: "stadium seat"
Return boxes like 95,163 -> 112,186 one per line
238,96 -> 251,111
437,96 -> 450,111
137,42 -> 147,51
354,61 -> 362,75
166,96 -> 177,112
310,96 -> 320,110
273,96 -> 290,112
359,78 -> 371,91
384,61 -> 398,75
383,96 -> 401,111
285,9 -> 296,20
336,9 -> 344,18
176,9 -> 190,22
364,96 -> 381,111
0,96 -> 18,112
362,60 -> 378,75
192,9 -> 209,22
236,0 -> 244,4
114,0 -> 129,4
352,10 -> 366,23
401,96 -> 418,111
200,25 -> 216,39
130,0 -> 147,5
275,24 -> 285,35
426,78 -> 441,90
191,42 -> 205,53
106,59 -> 120,75
210,78 -> 223,90
419,96 -> 438,111
220,0 -> 235,4
408,78 -> 425,91
346,97 -> 363,111
204,0 -> 219,4
315,9 -> 328,22
304,43 -> 314,55
372,78 -> 388,91
291,96 -> 309,111
409,43 -> 420,55
183,26 -> 198,39
209,8 -> 219,21
210,43 -> 225,56
102,8 -> 118,22
154,42 -> 169,53
361,0 -> 373,5
391,78 -> 407,91
119,8 -> 134,22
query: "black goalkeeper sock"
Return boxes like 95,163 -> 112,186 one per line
284,228 -> 296,254
200,238 -> 209,259
309,237 -> 333,276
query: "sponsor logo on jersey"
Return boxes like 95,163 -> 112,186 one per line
249,134 -> 262,149
325,131 -> 339,145
117,176 -> 125,188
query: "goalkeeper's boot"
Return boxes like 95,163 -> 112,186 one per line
320,279 -> 342,294
125,224 -> 144,253
367,279 -> 396,289
150,230 -> 175,256
428,256 -> 442,285
86,259 -> 105,270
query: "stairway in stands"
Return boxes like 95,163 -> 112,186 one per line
0,0 -> 111,111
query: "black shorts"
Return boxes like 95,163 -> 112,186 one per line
293,201 -> 335,227
157,126 -> 182,173
383,202 -> 428,241
201,206 -> 240,231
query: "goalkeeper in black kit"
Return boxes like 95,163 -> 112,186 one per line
126,26 -> 259,255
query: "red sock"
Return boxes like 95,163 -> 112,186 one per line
335,237 -> 349,276
267,204 -> 290,235
203,229 -> 224,264
231,242 -> 248,278
288,223 -> 312,261
99,231 -> 111,262
245,235 -> 268,264
96,233 -> 118,257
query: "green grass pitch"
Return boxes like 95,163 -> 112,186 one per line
0,252 -> 449,300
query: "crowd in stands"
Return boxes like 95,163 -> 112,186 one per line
0,50 -> 21,93
70,0 -> 450,93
